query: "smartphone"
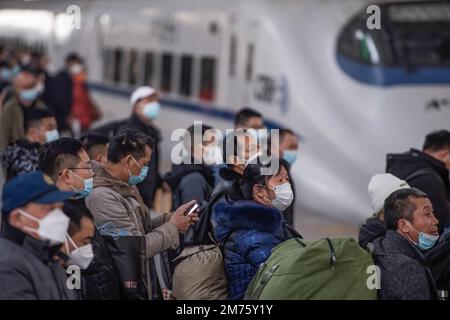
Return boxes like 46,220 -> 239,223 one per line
186,203 -> 199,216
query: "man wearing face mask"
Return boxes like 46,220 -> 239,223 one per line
278,128 -> 299,226
387,130 -> 450,234
164,124 -> 216,210
0,171 -> 78,299
0,69 -> 48,151
85,129 -> 199,299
40,138 -> 121,300
40,138 -> 94,200
2,108 -> 58,181
114,87 -> 163,209
212,161 -> 293,299
371,188 -> 439,300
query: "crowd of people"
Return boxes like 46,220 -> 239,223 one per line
0,45 -> 448,300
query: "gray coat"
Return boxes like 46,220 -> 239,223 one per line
0,229 -> 79,300
85,162 -> 179,298
372,230 -> 438,300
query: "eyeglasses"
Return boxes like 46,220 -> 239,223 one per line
59,167 -> 94,176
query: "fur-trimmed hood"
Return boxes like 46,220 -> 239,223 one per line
213,200 -> 283,241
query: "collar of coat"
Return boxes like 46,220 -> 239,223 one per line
373,229 -> 427,263
213,199 -> 283,240
91,161 -> 143,203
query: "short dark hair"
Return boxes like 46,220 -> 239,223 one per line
63,200 -> 93,236
24,108 -> 56,132
80,133 -> 109,152
65,52 -> 83,64
423,130 -> 450,152
39,138 -> 84,181
234,107 -> 262,127
279,128 -> 296,141
108,129 -> 154,163
384,188 -> 429,231
183,123 -> 213,152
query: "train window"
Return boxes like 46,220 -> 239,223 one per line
103,48 -> 114,81
144,52 -> 154,86
161,53 -> 173,92
179,55 -> 193,96
199,57 -> 216,101
245,43 -> 254,82
113,48 -> 123,83
387,2 -> 450,67
229,34 -> 237,77
128,49 -> 139,86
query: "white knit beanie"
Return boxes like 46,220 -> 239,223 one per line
368,173 -> 410,214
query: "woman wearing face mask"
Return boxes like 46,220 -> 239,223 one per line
212,160 -> 294,300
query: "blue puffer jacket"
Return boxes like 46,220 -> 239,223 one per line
212,199 -> 285,300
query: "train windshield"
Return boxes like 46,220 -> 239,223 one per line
337,1 -> 450,85
388,2 -> 450,67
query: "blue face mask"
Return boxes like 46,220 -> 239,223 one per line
45,130 -> 60,143
11,65 -> 21,76
128,158 -> 149,185
142,102 -> 160,120
70,172 -> 94,198
0,68 -> 12,81
406,221 -> 439,251
20,87 -> 40,103
283,150 -> 298,165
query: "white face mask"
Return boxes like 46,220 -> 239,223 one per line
65,234 -> 94,270
264,182 -> 294,211
70,63 -> 83,75
203,145 -> 224,165
19,208 -> 70,245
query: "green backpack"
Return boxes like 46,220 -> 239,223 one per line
244,237 -> 378,300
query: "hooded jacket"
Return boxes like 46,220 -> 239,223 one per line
371,230 -> 438,300
387,148 -> 450,233
358,216 -> 387,249
164,161 -> 214,210
212,199 -> 285,300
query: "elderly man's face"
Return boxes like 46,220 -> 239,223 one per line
400,197 -> 439,243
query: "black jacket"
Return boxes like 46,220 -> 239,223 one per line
372,230 -> 438,300
387,148 -> 450,233
0,223 -> 79,300
281,159 -> 297,226
43,69 -> 73,130
164,160 -> 214,210
118,114 -> 163,208
358,216 -> 387,249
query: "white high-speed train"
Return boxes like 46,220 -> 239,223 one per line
0,0 -> 449,223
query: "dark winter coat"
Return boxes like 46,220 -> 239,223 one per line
212,199 -> 285,300
0,223 -> 79,300
387,148 -> 450,233
371,230 -> 438,300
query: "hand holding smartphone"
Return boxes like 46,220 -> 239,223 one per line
186,203 -> 199,216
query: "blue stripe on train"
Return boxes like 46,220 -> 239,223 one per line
337,54 -> 450,86
87,82 -> 285,130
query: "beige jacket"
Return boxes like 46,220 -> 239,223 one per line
85,162 -> 179,298
0,98 -> 47,151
